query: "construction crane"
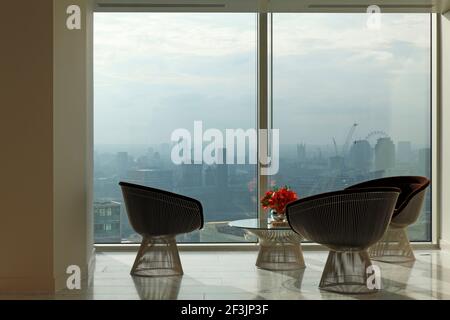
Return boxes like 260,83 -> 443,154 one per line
331,123 -> 358,158
332,138 -> 339,157
342,123 -> 358,157
311,123 -> 357,194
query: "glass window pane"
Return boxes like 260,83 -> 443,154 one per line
271,13 -> 431,241
94,13 -> 257,243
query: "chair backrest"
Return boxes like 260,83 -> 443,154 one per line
119,182 -> 204,237
345,176 -> 429,210
345,176 -> 430,223
286,187 -> 400,250
389,187 -> 428,227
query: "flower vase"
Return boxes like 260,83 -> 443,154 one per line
270,209 -> 287,222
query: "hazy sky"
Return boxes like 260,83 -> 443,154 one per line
94,12 -> 431,148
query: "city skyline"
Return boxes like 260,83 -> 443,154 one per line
93,133 -> 431,244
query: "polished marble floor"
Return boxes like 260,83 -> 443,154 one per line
2,250 -> 450,300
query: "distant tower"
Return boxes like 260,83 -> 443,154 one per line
181,164 -> 203,187
296,143 -> 306,162
127,168 -> 173,190
153,151 -> 163,168
216,148 -> 228,190
204,166 -> 216,186
328,156 -> 344,170
397,141 -> 412,163
375,137 -> 396,171
418,148 -> 431,176
116,152 -> 129,178
159,143 -> 170,157
349,140 -> 373,172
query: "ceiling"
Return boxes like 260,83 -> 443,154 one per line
94,0 -> 450,13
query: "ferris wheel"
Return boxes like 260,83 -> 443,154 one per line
365,131 -> 389,147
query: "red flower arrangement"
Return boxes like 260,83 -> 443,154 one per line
260,185 -> 298,215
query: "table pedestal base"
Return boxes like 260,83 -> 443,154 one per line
250,229 -> 305,271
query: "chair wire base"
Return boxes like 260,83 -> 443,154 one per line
252,230 -> 305,271
369,227 -> 415,263
319,250 -> 378,294
131,235 -> 183,277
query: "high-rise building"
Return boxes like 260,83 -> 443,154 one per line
94,176 -> 118,199
152,151 -> 163,168
217,148 -> 229,190
297,143 -> 306,162
181,164 -> 203,187
204,166 -> 216,186
375,137 -> 396,171
136,155 -> 151,169
418,148 -> 431,176
94,201 -> 121,243
328,156 -> 344,170
349,140 -> 373,172
397,141 -> 412,163
159,143 -> 171,158
127,168 -> 173,190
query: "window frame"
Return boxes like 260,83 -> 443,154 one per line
92,0 -> 439,248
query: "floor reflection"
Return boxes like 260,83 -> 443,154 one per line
273,269 -> 306,292
132,275 -> 183,300
5,250 -> 449,300
379,260 -> 416,291
315,260 -> 418,300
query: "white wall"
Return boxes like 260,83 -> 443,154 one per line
0,0 -> 94,293
53,0 -> 94,290
440,11 -> 450,248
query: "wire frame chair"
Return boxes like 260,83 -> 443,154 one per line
346,176 -> 430,263
286,187 -> 400,294
119,182 -> 203,277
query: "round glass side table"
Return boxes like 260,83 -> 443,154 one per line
229,218 -> 305,270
